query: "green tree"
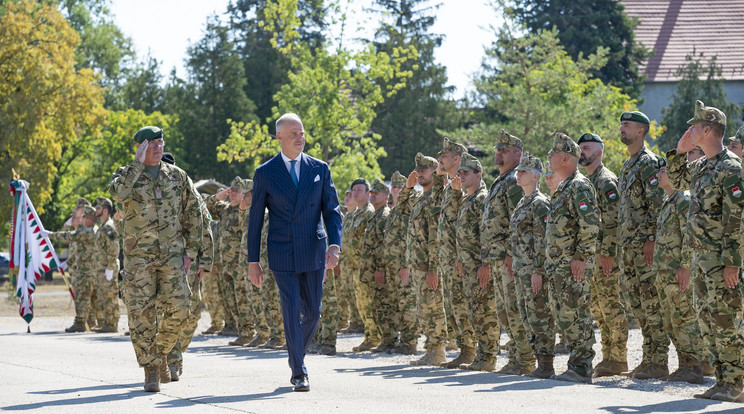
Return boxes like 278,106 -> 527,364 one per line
450,29 -> 649,177
167,16 -> 258,182
502,0 -> 650,100
217,0 -> 416,195
657,50 -> 743,152
367,0 -> 462,176
0,0 -> 106,236
111,54 -> 166,113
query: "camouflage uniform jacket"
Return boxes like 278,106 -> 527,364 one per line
588,164 -> 620,257
50,224 -> 98,274
205,196 -> 243,263
545,170 -> 600,273
349,203 -> 375,269
617,146 -> 665,244
383,201 -> 410,271
362,206 -> 391,273
480,167 -> 523,264
94,218 -> 120,273
438,181 -> 464,271
340,209 -> 357,266
510,190 -> 551,277
401,174 -> 445,272
197,198 -> 214,271
108,160 -> 202,259
667,148 -> 744,268
456,180 -> 487,267
653,190 -> 693,272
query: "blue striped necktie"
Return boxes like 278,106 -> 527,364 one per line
290,160 -> 299,187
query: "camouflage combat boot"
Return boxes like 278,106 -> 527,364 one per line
445,341 -> 459,352
159,356 -> 171,384
504,363 -> 534,376
527,355 -> 555,379
259,337 -> 285,349
64,320 -> 87,333
352,340 -> 377,352
551,368 -> 592,384
632,363 -> 668,380
694,383 -> 725,399
496,362 -> 519,374
246,333 -> 270,348
410,344 -> 446,366
202,324 -> 222,335
440,345 -> 475,369
593,360 -> 628,377
701,361 -> 715,376
228,336 -> 253,346
554,338 -> 569,354
393,343 -> 417,355
370,342 -> 397,354
168,363 -> 180,382
464,359 -> 496,372
711,382 -> 744,403
143,366 -> 160,392
622,361 -> 650,377
665,356 -> 704,384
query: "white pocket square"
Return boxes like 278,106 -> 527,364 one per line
314,174 -> 320,182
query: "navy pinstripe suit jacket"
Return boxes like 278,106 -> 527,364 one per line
246,152 -> 343,273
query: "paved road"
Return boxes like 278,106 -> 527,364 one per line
0,316 -> 741,413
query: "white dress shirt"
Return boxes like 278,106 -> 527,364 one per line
280,151 -> 302,182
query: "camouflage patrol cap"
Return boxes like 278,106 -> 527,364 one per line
687,100 -> 726,126
76,197 -> 91,208
414,152 -> 438,170
543,160 -> 555,176
390,171 -> 406,187
577,132 -> 603,144
438,137 -> 467,155
369,178 -> 390,194
241,179 -> 254,193
351,177 -> 371,190
516,152 -> 543,174
230,176 -> 243,189
547,132 -> 580,158
494,129 -> 524,150
730,125 -> 744,143
95,197 -> 113,209
82,205 -> 96,219
133,126 -> 164,144
620,111 -> 650,125
457,153 -> 482,172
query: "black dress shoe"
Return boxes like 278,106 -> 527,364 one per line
293,375 -> 310,392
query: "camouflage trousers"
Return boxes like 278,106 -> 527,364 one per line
656,269 -> 704,362
259,268 -> 284,341
372,265 -> 401,346
202,266 -> 225,329
494,261 -> 533,366
354,267 -> 381,344
244,267 -> 269,338
462,261 -> 500,364
89,277 -> 102,326
122,254 -> 191,367
396,267 -> 419,347
620,242 -> 669,366
515,268 -> 555,357
71,271 -> 95,326
97,265 -> 121,329
167,263 -> 202,364
339,261 -> 362,327
550,268 -> 596,376
223,258 -> 255,339
317,269 -> 339,346
692,251 -> 744,385
413,269 -> 447,348
442,262 -> 475,349
589,261 -> 628,363
217,263 -> 238,330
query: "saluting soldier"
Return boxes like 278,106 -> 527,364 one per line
92,197 -> 121,333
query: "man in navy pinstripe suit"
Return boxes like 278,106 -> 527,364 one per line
246,113 -> 343,392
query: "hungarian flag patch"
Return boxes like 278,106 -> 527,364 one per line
607,190 -> 617,199
733,187 -> 742,198
649,176 -> 658,186
578,202 -> 588,211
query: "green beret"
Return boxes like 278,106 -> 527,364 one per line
438,137 -> 467,155
414,152 -> 438,170
369,178 -> 390,194
687,100 -> 726,126
133,126 -> 164,144
230,176 -> 243,189
577,133 -> 603,145
95,197 -> 112,209
161,152 -> 175,165
76,197 -> 91,208
543,160 -> 555,176
390,171 -> 406,187
547,132 -> 580,158
494,129 -> 524,150
241,179 -> 253,193
516,152 -> 543,174
351,177 -> 370,190
457,153 -> 482,173
82,205 -> 96,219
620,111 -> 650,125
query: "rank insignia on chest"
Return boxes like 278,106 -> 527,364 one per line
607,190 -> 616,199
578,202 -> 588,211
733,187 -> 742,198
649,176 -> 658,186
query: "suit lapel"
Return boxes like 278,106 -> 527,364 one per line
270,154 -> 298,203
296,153 -> 317,208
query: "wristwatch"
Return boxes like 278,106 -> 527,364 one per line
647,235 -> 655,242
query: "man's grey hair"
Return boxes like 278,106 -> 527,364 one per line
276,113 -> 303,132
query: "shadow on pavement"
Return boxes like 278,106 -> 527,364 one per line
153,387 -> 292,408
600,400 -> 736,414
2,390 -> 151,411
27,383 -> 142,395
